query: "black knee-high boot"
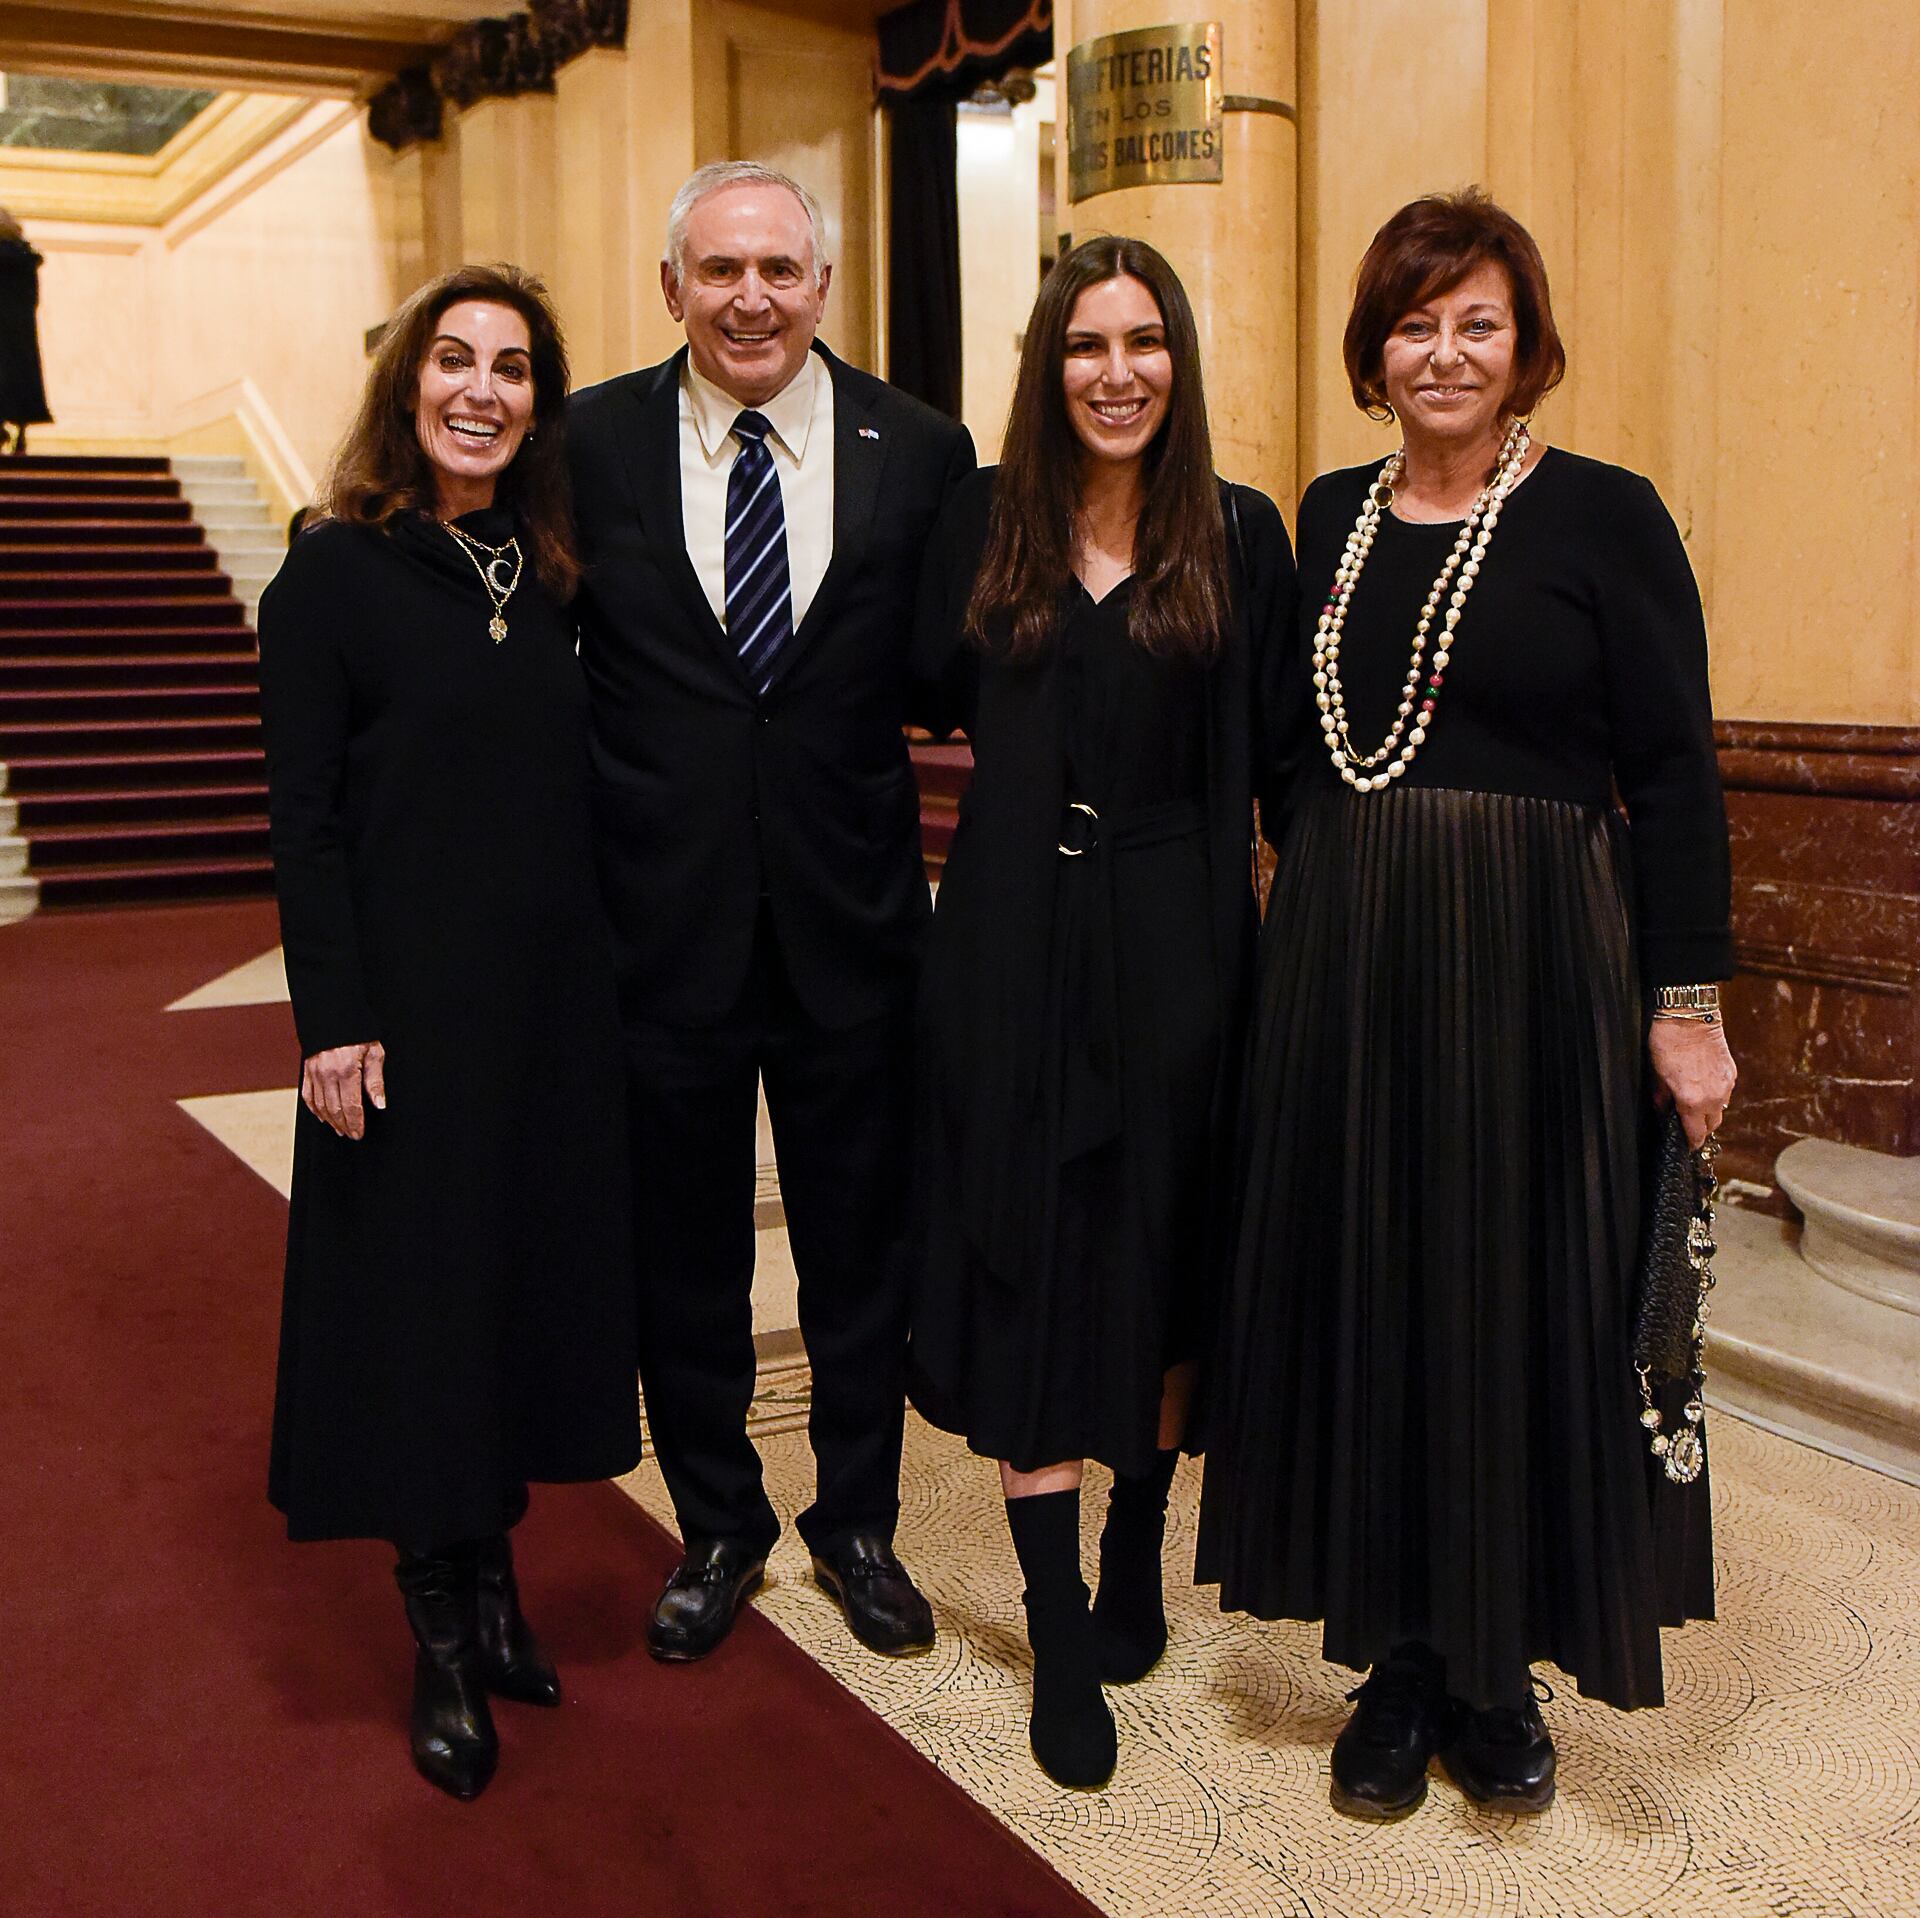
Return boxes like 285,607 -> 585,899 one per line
1005,1490 -> 1116,1790
394,1547 -> 498,1800
475,1530 -> 561,1706
1091,1449 -> 1179,1684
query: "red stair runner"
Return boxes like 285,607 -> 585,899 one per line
910,736 -> 972,876
0,455 -> 274,908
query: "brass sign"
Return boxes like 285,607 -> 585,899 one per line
1066,22 -> 1223,205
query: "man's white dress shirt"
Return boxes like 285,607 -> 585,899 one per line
679,351 -> 835,635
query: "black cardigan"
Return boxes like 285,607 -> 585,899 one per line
1280,449 -> 1733,984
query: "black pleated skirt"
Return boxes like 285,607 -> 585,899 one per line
1196,785 -> 1712,1711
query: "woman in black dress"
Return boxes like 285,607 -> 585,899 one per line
0,207 -> 53,454
911,237 -> 1294,1788
1198,191 -> 1738,1818
259,264 -> 639,1800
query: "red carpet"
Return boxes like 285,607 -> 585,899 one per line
0,902 -> 1099,1918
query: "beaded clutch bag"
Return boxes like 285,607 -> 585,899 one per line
1632,1113 -> 1719,1484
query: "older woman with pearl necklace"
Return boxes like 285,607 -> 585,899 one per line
1198,189 -> 1736,1819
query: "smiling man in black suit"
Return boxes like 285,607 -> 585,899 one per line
568,161 -> 974,1662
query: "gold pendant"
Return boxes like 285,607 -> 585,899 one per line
489,614 -> 507,644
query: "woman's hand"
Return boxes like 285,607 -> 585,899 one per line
302,1041 -> 387,1140
1647,1018 -> 1735,1149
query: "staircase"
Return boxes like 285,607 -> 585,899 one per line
0,453 -> 276,911
911,738 -> 971,877
171,455 -> 286,625
1710,1139 -> 1920,1486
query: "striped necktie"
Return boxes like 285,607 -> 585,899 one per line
724,409 -> 792,693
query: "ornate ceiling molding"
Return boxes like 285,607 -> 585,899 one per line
367,0 -> 627,149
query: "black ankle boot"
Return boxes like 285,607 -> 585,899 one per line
1439,1678 -> 1557,1812
395,1549 -> 498,1800
1091,1450 -> 1178,1684
1005,1490 -> 1116,1790
475,1532 -> 561,1706
1329,1642 -> 1446,1820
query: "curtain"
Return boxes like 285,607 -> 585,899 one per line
887,96 -> 964,420
876,0 -> 1053,418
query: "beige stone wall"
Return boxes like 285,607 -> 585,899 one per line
16,0 -> 1913,731
29,101 -> 402,498
1292,0 -> 1920,726
957,97 -> 1045,461
393,0 -> 883,391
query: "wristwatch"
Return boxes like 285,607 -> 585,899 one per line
1653,984 -> 1721,1024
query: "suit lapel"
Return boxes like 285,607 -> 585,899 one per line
608,348 -> 742,677
769,347 -> 887,687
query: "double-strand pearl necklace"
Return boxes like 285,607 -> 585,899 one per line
1313,417 -> 1530,792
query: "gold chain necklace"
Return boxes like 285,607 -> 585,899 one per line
439,518 -> 524,643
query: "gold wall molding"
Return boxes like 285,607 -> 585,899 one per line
0,93 -> 313,224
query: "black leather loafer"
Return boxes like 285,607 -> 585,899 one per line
1439,1693 -> 1557,1812
1329,1647 -> 1445,1820
646,1538 -> 768,1663
810,1534 -> 935,1655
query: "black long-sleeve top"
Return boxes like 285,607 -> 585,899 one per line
1276,448 -> 1734,985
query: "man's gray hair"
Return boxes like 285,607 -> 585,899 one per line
663,161 -> 832,285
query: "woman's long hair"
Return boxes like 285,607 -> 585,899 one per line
965,236 -> 1228,662
319,263 -> 579,600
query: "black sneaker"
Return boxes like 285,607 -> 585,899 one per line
1439,1681 -> 1557,1812
1328,1646 -> 1445,1820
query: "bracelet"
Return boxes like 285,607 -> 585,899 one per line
1654,984 -> 1721,1014
1652,1008 -> 1722,1028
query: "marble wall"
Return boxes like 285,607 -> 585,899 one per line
1717,724 -> 1920,1193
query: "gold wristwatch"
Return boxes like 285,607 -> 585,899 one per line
1653,984 -> 1722,1025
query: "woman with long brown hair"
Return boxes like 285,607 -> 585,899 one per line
909,236 -> 1294,1788
259,264 -> 639,1800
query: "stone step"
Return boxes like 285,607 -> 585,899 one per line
171,459 -> 284,620
1776,1137 -> 1920,1312
172,455 -> 248,479
0,796 -> 15,833
194,504 -> 275,532
176,478 -> 261,508
0,834 -> 28,877
0,870 -> 37,924
1708,1203 -> 1920,1487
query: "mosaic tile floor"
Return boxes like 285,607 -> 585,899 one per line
619,1385 -> 1920,1918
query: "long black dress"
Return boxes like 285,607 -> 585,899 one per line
908,469 -> 1295,1475
1197,449 -> 1732,1711
0,236 -> 53,431
259,510 -> 641,1547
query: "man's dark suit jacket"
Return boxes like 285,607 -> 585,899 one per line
569,342 -> 976,1031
